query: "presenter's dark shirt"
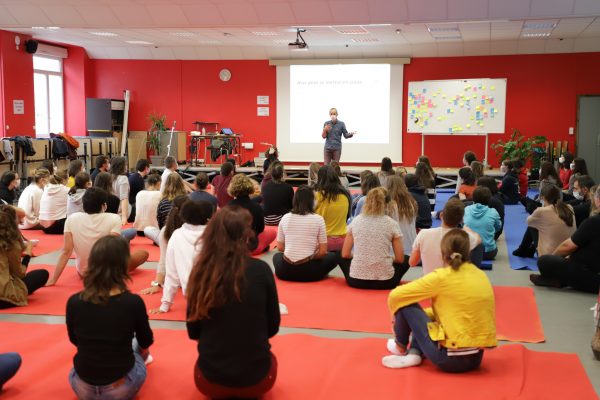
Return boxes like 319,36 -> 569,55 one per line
323,120 -> 352,150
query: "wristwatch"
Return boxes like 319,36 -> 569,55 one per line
151,281 -> 162,288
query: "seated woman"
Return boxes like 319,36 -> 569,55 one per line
513,159 -> 529,198
476,176 -> 505,240
415,161 -> 436,210
0,171 -> 20,205
133,173 -> 162,233
350,171 -> 379,219
567,157 -> 588,198
522,161 -> 561,214
330,161 -> 349,190
464,187 -> 502,260
262,163 -> 294,226
67,172 -> 91,217
66,160 -> 84,188
314,165 -> 351,251
339,187 -> 407,290
228,174 -> 277,255
558,152 -> 574,190
140,195 -> 189,295
0,206 -> 49,309
307,162 -> 320,188
457,167 -> 476,200
66,236 -> 153,400
498,159 -> 520,205
39,175 -> 69,234
383,229 -> 496,371
110,157 -> 131,226
455,151 -> 477,194
18,168 -> 49,230
94,172 -> 120,214
470,161 -> 484,183
531,186 -> 600,294
514,185 -> 576,258
387,175 -> 418,259
144,173 -> 187,245
405,174 -> 432,229
151,200 -> 213,314
377,157 -> 395,188
273,186 -> 338,282
186,206 -> 280,399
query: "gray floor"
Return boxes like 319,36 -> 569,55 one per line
2,233 -> 599,396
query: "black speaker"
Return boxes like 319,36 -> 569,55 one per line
25,40 -> 38,54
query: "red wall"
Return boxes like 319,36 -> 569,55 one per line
63,45 -> 91,136
0,30 -> 35,137
88,59 -> 276,162
403,53 -> 600,167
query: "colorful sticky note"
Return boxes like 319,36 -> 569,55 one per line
490,86 -> 495,90
476,106 -> 481,111
442,94 -> 447,99
460,103 -> 464,107
470,116 -> 475,121
482,86 -> 486,90
467,123 -> 471,128
437,116 -> 442,121
450,109 -> 455,113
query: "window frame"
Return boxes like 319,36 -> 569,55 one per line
33,55 -> 64,137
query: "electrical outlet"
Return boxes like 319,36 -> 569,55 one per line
569,127 -> 574,135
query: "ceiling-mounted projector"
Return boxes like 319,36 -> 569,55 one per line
289,28 -> 308,50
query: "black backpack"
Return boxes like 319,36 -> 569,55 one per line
51,137 -> 70,159
13,136 -> 36,157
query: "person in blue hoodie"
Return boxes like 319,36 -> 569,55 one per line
498,159 -> 520,205
464,186 -> 501,260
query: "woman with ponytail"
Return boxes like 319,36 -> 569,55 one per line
186,206 -> 280,398
525,185 -> 576,257
339,187 -> 407,289
67,172 -> 91,217
384,229 -> 496,372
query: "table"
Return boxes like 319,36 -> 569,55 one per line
189,134 -> 242,166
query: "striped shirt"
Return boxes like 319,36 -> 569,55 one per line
277,213 -> 327,262
156,198 -> 173,229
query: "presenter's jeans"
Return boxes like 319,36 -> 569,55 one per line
324,148 -> 341,165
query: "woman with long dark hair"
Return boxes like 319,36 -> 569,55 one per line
66,235 -> 153,399
273,185 -> 338,282
558,152 -> 574,190
67,172 -> 91,217
314,165 -> 351,251
377,157 -> 395,188
187,206 -> 280,398
0,171 -> 20,205
0,205 -> 48,309
110,156 -> 130,226
568,157 -> 588,193
415,161 -> 436,209
262,162 -> 294,226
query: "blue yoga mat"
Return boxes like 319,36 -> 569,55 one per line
504,203 -> 538,271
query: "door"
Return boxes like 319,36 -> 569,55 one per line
577,96 -> 600,183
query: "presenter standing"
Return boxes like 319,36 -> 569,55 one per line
322,108 -> 356,164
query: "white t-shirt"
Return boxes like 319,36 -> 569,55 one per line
160,169 -> 173,193
160,223 -> 206,312
412,226 -> 479,275
348,214 -> 402,280
64,212 -> 121,274
18,184 -> 43,229
398,216 -> 417,256
133,190 -> 161,230
277,213 -> 327,262
112,175 -> 130,201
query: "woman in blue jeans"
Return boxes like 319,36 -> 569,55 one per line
383,229 -> 496,371
0,353 -> 21,391
66,236 -> 153,400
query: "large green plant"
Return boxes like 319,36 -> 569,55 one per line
147,112 -> 167,153
491,129 -> 546,168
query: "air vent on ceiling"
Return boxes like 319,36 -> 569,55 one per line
434,36 -> 462,41
331,26 -> 369,34
523,22 -> 557,30
351,37 -> 379,43
521,32 -> 551,38
427,25 -> 460,33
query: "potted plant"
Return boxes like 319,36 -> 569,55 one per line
147,112 -> 167,166
491,128 -> 546,169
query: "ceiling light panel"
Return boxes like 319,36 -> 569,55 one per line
351,37 -> 379,42
523,21 -> 558,30
170,32 -> 196,37
89,31 -> 118,37
251,31 -> 279,36
521,32 -> 551,37
126,40 -> 153,45
427,25 -> 460,33
331,26 -> 369,34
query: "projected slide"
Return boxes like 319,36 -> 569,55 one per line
289,64 -> 390,144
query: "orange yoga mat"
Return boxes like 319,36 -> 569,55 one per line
22,230 -> 64,257
68,235 -> 160,262
1,267 -> 544,343
0,323 -> 595,400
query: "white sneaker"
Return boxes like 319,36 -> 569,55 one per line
386,338 -> 404,355
144,354 -> 153,366
279,303 -> 288,315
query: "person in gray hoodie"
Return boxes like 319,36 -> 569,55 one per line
67,172 -> 91,217
464,187 -> 502,260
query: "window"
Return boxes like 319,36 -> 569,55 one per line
33,55 -> 64,137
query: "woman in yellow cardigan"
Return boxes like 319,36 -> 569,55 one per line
384,229 -> 496,372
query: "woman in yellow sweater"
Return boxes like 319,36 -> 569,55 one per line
384,229 -> 496,372
314,165 -> 351,251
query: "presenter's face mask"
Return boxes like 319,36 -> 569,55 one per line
330,114 -> 337,121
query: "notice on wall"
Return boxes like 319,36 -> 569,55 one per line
257,95 -> 269,105
257,107 -> 270,117
13,100 -> 24,115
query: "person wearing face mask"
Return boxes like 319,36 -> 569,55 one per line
322,108 -> 356,165
0,171 -> 20,205
497,160 -> 520,205
47,188 -> 149,286
558,152 -> 574,190
567,175 -> 596,227
531,185 -> 600,294
567,157 -> 588,194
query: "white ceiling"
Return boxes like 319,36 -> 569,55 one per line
1,0 -> 600,59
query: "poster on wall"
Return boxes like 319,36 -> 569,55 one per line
258,107 -> 270,117
13,100 -> 24,115
257,96 -> 269,105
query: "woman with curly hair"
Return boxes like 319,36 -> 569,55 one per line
228,174 -> 276,255
0,205 -> 49,308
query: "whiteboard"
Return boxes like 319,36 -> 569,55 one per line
407,78 -> 507,134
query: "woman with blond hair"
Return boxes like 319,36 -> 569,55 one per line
383,228 -> 496,371
339,187 -> 406,289
144,173 -> 187,245
307,162 -> 320,187
387,175 -> 418,256
18,168 -> 50,230
186,207 -> 279,398
228,174 -> 277,255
